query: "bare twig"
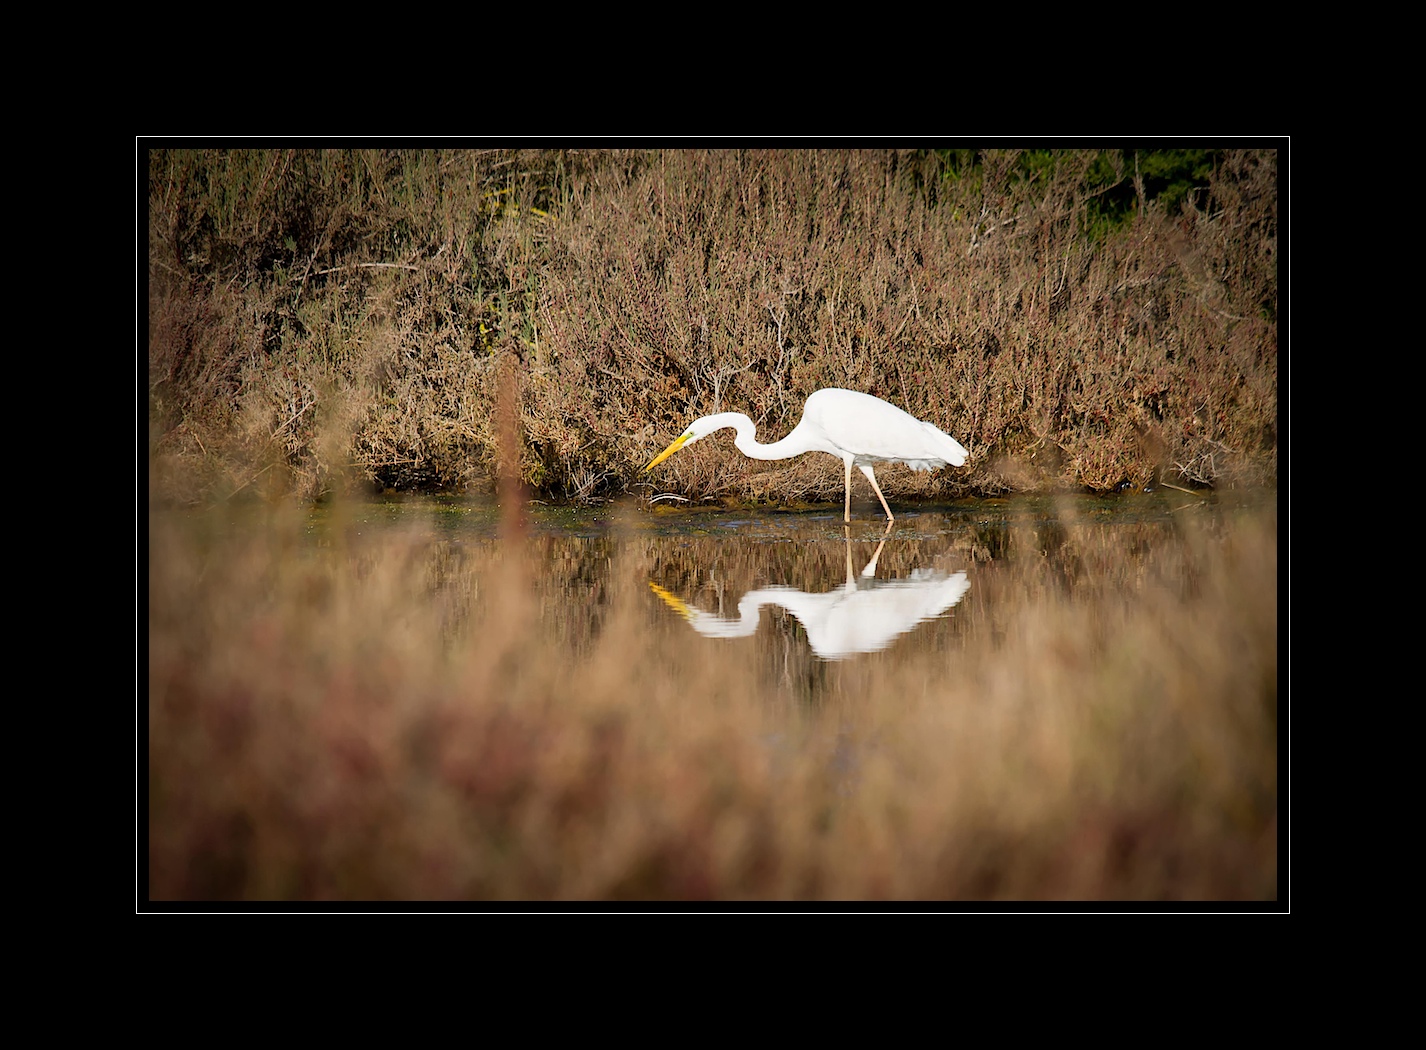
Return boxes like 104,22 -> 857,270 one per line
271,396 -> 314,440
225,462 -> 275,501
292,262 -> 420,281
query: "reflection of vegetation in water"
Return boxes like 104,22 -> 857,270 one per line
148,494 -> 1277,901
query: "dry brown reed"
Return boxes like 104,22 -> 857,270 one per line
147,495 -> 1277,902
147,149 -> 1277,505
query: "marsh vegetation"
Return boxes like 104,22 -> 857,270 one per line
147,148 -> 1276,505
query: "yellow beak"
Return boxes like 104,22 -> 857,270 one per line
645,433 -> 692,471
649,581 -> 695,621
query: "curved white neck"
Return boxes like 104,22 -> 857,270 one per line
702,412 -> 835,461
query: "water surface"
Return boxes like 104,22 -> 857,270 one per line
288,490 -> 1239,671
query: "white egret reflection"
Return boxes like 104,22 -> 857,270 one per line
650,524 -> 970,661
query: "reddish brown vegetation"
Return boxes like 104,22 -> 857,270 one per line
147,149 -> 1277,506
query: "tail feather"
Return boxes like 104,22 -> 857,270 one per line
920,421 -> 968,467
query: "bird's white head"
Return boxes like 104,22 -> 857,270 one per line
645,414 -> 742,471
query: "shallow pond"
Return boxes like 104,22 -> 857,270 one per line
289,490 -> 1247,669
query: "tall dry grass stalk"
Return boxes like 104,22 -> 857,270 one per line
147,496 -> 1277,901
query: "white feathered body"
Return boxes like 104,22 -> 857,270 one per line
792,388 -> 967,470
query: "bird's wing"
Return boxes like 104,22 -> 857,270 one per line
806,391 -> 962,467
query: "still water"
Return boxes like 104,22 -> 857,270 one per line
297,491 -> 1228,670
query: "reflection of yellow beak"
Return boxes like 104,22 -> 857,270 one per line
649,581 -> 695,621
645,433 -> 692,471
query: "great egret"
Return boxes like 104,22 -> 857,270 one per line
645,388 -> 968,522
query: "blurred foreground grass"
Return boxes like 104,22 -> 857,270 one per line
147,496 -> 1278,902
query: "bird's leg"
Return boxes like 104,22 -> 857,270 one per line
844,459 -> 853,523
862,466 -> 894,522
861,518 -> 892,578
